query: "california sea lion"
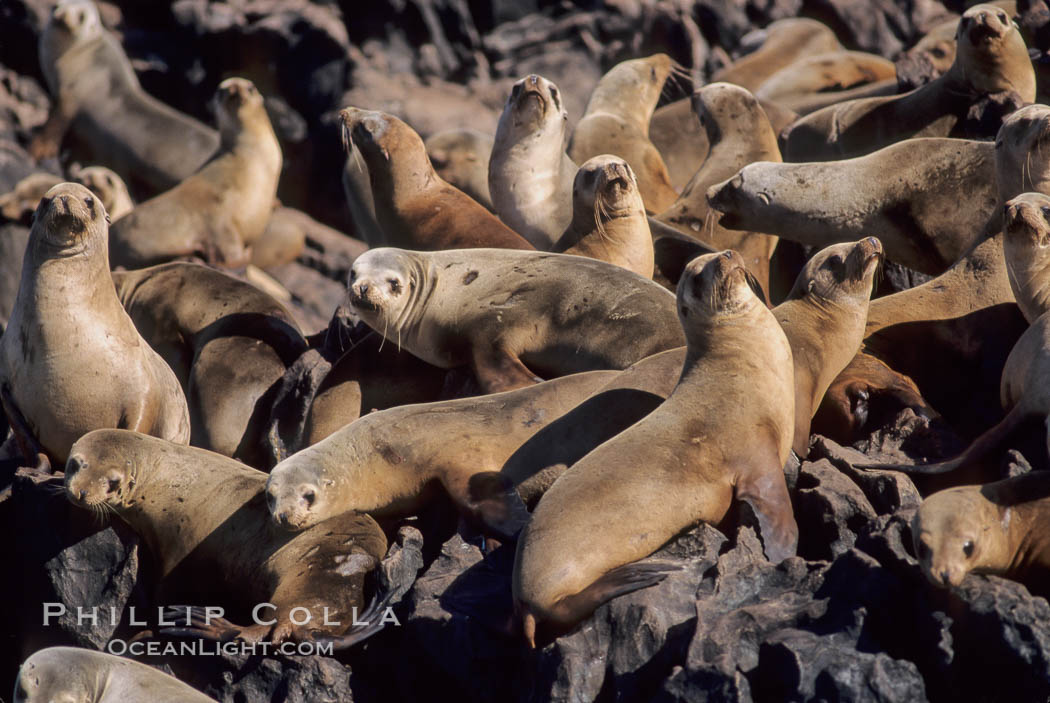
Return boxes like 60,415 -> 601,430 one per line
0,183 -> 189,466
109,78 -> 282,269
71,165 -> 134,219
912,471 -> 1050,595
489,74 -> 575,248
657,83 -> 782,294
781,5 -> 1036,161
707,137 -> 999,275
568,54 -> 679,213
1003,192 -> 1050,322
425,128 -> 495,212
2,167 -> 133,224
513,250 -> 797,645
34,0 -> 219,195
754,50 -> 897,112
782,79 -> 900,117
710,18 -> 842,91
345,247 -> 684,393
14,647 -> 216,703
112,262 -> 306,466
341,107 -> 534,251
551,154 -> 653,277
64,429 -> 407,645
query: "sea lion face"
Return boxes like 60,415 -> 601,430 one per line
691,82 -> 759,140
13,654 -> 93,703
996,104 -> 1050,196
71,166 -> 133,218
346,248 -> 416,332
48,0 -> 102,42
31,182 -> 108,252
215,77 -> 264,133
64,431 -> 139,511
503,74 -> 567,134
266,465 -> 327,531
340,107 -> 399,166
706,165 -> 771,230
954,4 -> 1032,96
790,238 -> 883,304
1004,192 -> 1050,249
912,488 -> 992,588
573,154 -> 640,218
677,250 -> 759,323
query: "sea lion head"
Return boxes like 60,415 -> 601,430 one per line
30,182 -> 108,253
499,74 -> 568,136
787,238 -> 883,306
996,104 -> 1050,198
265,460 -> 330,532
912,486 -> 998,588
585,54 -> 674,122
47,0 -> 102,43
64,430 -> 142,512
1004,192 -> 1050,247
14,648 -> 97,703
346,247 -> 423,334
215,77 -> 264,135
705,163 -> 775,231
341,107 -> 429,192
677,250 -> 763,329
691,82 -> 769,143
573,154 -> 643,224
952,4 -> 1035,99
71,165 -> 133,220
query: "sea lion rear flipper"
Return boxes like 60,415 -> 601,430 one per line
464,471 -> 531,541
158,606 -> 247,643
470,345 -> 543,394
735,465 -> 799,563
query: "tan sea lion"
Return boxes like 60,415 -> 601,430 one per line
71,165 -> 134,219
568,54 -> 680,213
64,429 -> 415,646
783,79 -> 900,117
512,250 -> 797,645
33,0 -> 219,195
781,5 -> 1036,161
754,50 -> 898,111
112,262 -> 306,467
0,183 -> 189,468
912,471 -> 1050,595
711,18 -> 842,91
489,74 -> 576,248
1,168 -> 134,224
551,154 -> 653,277
345,247 -> 684,393
109,77 -> 282,269
341,107 -> 534,251
0,173 -> 62,222
14,647 -> 216,703
707,137 -> 1000,276
657,83 -> 782,294
1003,192 -> 1050,323
425,128 -> 495,212
251,205 -> 309,270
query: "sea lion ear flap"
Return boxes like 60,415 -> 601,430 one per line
744,269 -> 768,306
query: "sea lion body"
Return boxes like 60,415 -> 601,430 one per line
425,128 -> 495,212
754,50 -> 897,109
14,647 -> 216,703
346,247 -> 684,393
712,18 -> 842,91
513,250 -> 797,644
109,78 -> 282,269
0,183 -> 189,465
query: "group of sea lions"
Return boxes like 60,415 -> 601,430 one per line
7,0 -> 1050,699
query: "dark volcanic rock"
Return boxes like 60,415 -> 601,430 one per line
793,458 -> 877,561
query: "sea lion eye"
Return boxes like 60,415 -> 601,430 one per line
998,11 -> 1007,23
1042,206 -> 1050,219
916,540 -> 931,561
962,540 -> 975,558
389,279 -> 402,294
550,86 -> 560,105
931,47 -> 946,59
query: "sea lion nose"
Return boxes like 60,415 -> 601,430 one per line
78,490 -> 87,500
358,283 -> 370,297
940,570 -> 951,585
866,237 -> 879,248
721,250 -> 734,260
528,74 -> 539,87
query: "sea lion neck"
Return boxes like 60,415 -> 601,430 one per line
390,254 -> 438,339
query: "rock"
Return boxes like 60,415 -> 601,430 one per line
793,458 -> 878,561
0,66 -> 50,145
808,437 -> 923,516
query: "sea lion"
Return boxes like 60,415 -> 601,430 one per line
267,370 -> 617,539
710,18 -> 842,91
0,183 -> 189,467
781,5 -> 1036,161
425,128 -> 495,212
782,79 -> 900,117
657,83 -> 782,294
71,165 -> 134,219
489,74 -> 576,248
340,107 -> 534,251
342,138 -> 384,246
912,471 -> 1050,595
14,647 -> 216,703
551,154 -> 654,277
0,173 -> 62,222
345,247 -> 685,393
112,262 -> 306,466
109,77 -> 282,269
568,54 -> 680,213
1003,192 -> 1050,323
33,0 -> 219,195
64,429 -> 414,646
1,167 -> 133,224
707,138 -> 999,275
513,250 -> 797,645
754,50 -> 897,111
251,205 -> 309,270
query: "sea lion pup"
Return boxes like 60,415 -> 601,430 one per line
0,183 -> 189,468
425,128 -> 495,212
657,83 -> 782,294
551,155 -> 654,277
912,471 -> 1050,595
266,370 -> 617,538
707,137 -> 999,276
14,647 -> 217,703
112,262 -> 306,466
109,77 -> 282,270
489,74 -> 576,248
1,167 -> 133,223
754,50 -> 897,110
33,0 -> 219,194
340,107 -> 534,251
781,5 -> 1036,162
345,247 -> 684,393
1003,192 -> 1050,323
513,250 -> 797,646
64,429 -> 410,646
71,165 -> 134,219
568,54 -> 680,213
710,18 -> 842,91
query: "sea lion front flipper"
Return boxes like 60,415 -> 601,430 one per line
464,471 -> 531,541
28,104 -> 74,160
734,464 -> 799,563
0,384 -> 51,473
470,345 -> 543,394
158,606 -> 259,643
